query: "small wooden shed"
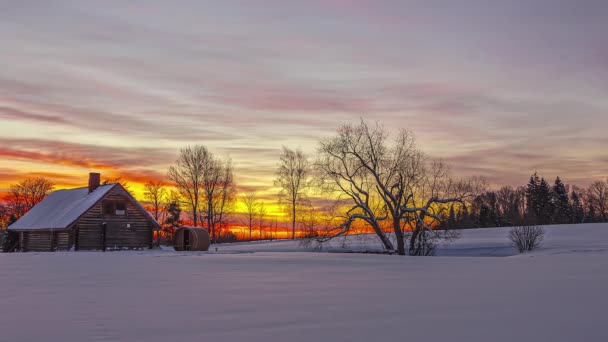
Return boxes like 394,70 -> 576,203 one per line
173,226 -> 210,251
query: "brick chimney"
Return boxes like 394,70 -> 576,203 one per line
88,173 -> 101,193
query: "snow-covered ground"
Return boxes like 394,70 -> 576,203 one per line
212,223 -> 608,257
2,223 -> 608,342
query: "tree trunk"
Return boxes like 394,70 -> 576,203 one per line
291,202 -> 296,240
208,198 -> 215,244
368,221 -> 394,252
192,204 -> 198,227
409,228 -> 419,256
393,217 -> 405,255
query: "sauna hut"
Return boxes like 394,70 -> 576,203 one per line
173,226 -> 210,251
7,173 -> 161,252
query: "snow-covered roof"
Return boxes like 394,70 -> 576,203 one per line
9,184 -> 116,230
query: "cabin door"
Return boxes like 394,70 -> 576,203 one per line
106,222 -> 124,250
183,230 -> 191,251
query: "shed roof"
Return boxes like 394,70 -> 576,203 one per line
8,184 -> 160,231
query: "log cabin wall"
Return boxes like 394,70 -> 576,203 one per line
76,186 -> 152,250
20,230 -> 73,252
22,231 -> 52,252
56,230 -> 73,251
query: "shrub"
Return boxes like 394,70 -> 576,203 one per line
216,231 -> 237,244
509,225 -> 544,253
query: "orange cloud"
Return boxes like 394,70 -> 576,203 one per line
0,147 -> 116,170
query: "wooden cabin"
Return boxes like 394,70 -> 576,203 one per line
7,173 -> 161,252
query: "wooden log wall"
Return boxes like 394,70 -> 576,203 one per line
20,230 -> 73,252
76,186 -> 152,250
56,231 -> 73,251
22,231 -> 52,252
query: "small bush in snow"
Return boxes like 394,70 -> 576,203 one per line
509,225 -> 544,253
216,232 -> 237,243
299,238 -> 325,251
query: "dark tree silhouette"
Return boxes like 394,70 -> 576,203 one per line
275,146 -> 310,240
7,177 -> 54,219
551,177 -> 571,224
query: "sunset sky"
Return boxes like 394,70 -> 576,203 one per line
1,0 -> 607,206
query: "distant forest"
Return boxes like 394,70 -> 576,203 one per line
441,173 -> 608,230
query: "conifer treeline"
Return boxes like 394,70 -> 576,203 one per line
442,173 -> 608,229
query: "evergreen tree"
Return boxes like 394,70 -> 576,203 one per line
488,192 -> 500,226
570,190 -> 584,224
586,202 -> 597,223
525,173 -> 553,225
537,177 -> 553,224
459,204 -> 473,229
526,173 -> 540,223
551,177 -> 571,224
478,203 -> 491,228
163,200 -> 182,243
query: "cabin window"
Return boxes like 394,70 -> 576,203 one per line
102,201 -> 115,215
115,202 -> 126,216
102,201 -> 127,216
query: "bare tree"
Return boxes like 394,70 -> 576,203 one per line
495,186 -> 526,226
0,203 -> 8,229
257,202 -> 267,239
316,120 -> 480,255
7,177 -> 54,219
168,145 -> 208,227
144,180 -> 167,222
275,146 -> 310,240
211,159 -> 236,243
509,225 -> 544,253
241,191 -> 259,241
300,199 -> 320,239
587,180 -> 608,221
198,156 -> 235,243
102,176 -> 130,190
403,161 -> 483,256
270,218 -> 279,240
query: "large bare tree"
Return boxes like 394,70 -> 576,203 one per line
199,156 -> 235,243
209,159 -> 236,243
316,120 -> 480,255
275,146 -> 310,239
168,146 -> 235,241
168,145 -> 208,227
143,180 -> 167,222
7,177 -> 54,219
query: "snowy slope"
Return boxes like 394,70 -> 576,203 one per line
1,223 -> 607,342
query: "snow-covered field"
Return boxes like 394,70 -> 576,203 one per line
2,224 -> 608,342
